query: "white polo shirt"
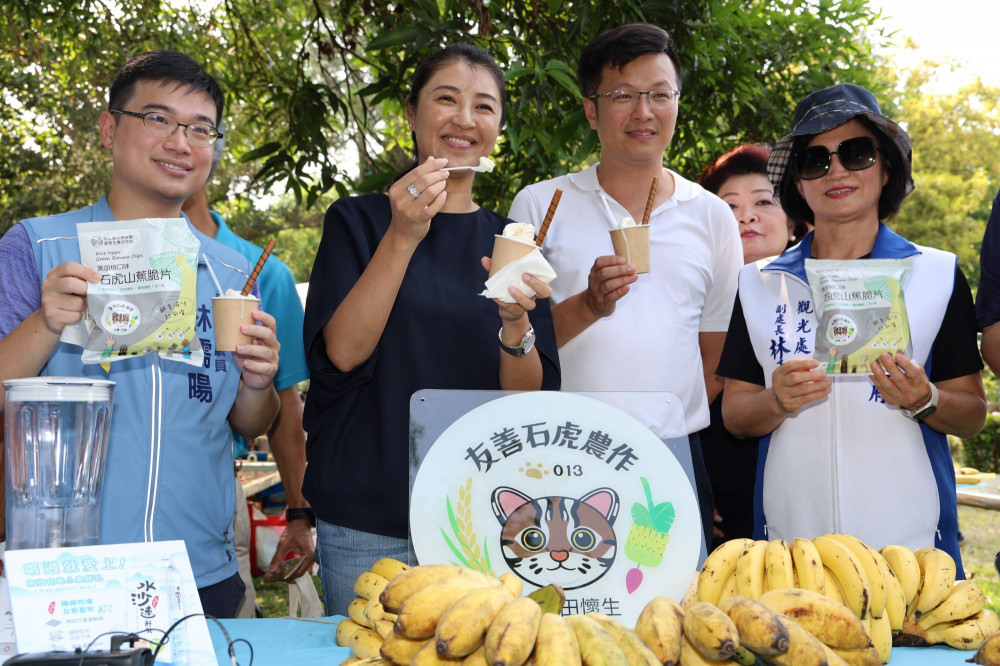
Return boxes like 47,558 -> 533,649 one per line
509,163 -> 742,435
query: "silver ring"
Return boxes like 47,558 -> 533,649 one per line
407,183 -> 420,199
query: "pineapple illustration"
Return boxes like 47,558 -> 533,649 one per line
623,476 -> 674,594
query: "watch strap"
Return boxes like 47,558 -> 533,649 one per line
901,382 -> 939,421
499,326 -> 535,357
285,507 -> 316,526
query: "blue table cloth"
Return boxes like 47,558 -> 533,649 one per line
211,616 -> 975,665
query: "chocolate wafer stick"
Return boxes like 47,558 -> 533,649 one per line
536,188 -> 563,247
641,176 -> 659,225
241,238 -> 277,296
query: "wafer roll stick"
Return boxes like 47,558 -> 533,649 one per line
642,176 -> 659,225
535,188 -> 563,247
241,237 -> 277,295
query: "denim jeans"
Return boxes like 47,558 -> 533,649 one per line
315,519 -> 417,616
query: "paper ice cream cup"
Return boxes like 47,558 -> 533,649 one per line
489,235 -> 537,277
212,296 -> 260,351
610,225 -> 651,273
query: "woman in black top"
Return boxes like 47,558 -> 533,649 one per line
302,44 -> 560,614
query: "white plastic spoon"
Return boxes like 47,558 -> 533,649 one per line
443,157 -> 495,173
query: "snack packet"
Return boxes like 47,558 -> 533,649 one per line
805,258 -> 912,375
69,218 -> 204,367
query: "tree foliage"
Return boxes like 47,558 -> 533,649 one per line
878,46 -> 1000,293
3,0 -> 887,275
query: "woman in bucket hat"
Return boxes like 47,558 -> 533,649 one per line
714,83 -> 985,567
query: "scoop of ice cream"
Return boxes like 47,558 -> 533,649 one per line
618,216 -> 638,229
222,288 -> 258,299
479,156 -> 495,172
502,222 -> 536,243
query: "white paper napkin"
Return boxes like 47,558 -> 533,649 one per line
480,248 -> 557,304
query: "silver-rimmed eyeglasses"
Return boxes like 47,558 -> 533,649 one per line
588,89 -> 680,110
110,109 -> 223,147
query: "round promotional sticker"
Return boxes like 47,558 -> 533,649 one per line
409,392 -> 700,625
101,300 -> 141,335
826,313 -> 857,346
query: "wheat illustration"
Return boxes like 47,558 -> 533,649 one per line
441,477 -> 494,575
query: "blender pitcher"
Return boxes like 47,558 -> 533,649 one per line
3,378 -> 115,550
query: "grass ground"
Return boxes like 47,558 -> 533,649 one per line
252,575 -> 323,617
959,504 -> 1000,613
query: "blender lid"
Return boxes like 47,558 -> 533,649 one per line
3,377 -> 116,401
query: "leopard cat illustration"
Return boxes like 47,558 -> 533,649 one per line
491,486 -> 619,591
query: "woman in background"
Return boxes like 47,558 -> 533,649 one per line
697,143 -> 798,548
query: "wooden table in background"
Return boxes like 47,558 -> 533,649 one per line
956,474 -> 1000,511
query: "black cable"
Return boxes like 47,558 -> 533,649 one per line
151,613 -> 252,666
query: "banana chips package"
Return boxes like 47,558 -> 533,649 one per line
805,258 -> 912,376
62,218 -> 204,367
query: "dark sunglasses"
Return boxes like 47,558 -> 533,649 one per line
794,136 -> 880,180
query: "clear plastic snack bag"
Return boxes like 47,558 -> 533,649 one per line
67,218 -> 204,367
805,258 -> 912,376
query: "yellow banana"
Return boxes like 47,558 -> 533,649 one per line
735,539 -> 768,600
868,611 -> 892,664
349,627 -> 384,660
831,645 -> 881,666
633,596 -> 683,665
338,618 -> 364,647
826,534 -> 885,619
395,577 -> 498,639
790,538 -> 825,595
813,535 -> 871,620
759,587 -> 871,649
912,547 -> 957,617
765,615 -> 829,666
915,580 -> 986,630
355,571 -> 391,600
878,545 -> 920,618
353,659 -> 393,665
460,648 -> 488,666
718,594 -> 789,656
371,558 -> 410,581
365,595 -> 387,624
380,564 -> 497,613
532,613 -> 582,666
678,635 -> 717,666
411,639 -> 462,665
818,642 -> 853,666
681,601 -> 738,661
483,597 -> 542,666
565,614 -> 628,666
588,613 -> 660,665
340,659 -> 360,666
697,538 -> 753,604
379,631 -> 426,665
868,548 -> 904,634
764,539 -> 795,592
435,587 -> 511,658
824,566 -> 847,605
350,596 -> 376,629
498,572 -> 523,598
924,608 -> 1000,650
970,630 -> 1000,665
375,620 -> 394,639
719,570 -> 738,603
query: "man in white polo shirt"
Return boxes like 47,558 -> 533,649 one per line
509,23 -> 741,548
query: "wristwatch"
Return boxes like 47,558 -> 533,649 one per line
901,383 -> 939,421
285,507 -> 316,526
499,326 -> 536,357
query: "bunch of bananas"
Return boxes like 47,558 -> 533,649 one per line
695,534 -> 1000,662
338,558 -> 410,662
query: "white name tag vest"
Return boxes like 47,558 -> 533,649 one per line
739,239 -> 956,552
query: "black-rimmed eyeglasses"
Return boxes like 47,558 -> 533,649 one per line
794,136 -> 880,181
588,89 -> 680,110
111,109 -> 223,147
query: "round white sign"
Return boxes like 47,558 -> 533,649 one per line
409,392 -> 700,625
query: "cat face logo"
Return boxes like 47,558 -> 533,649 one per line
491,486 -> 619,590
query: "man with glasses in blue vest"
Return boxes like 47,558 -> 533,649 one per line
0,50 -> 281,618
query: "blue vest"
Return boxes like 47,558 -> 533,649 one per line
19,196 -> 254,587
738,224 -> 963,570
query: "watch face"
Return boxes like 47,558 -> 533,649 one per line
523,328 -> 536,349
